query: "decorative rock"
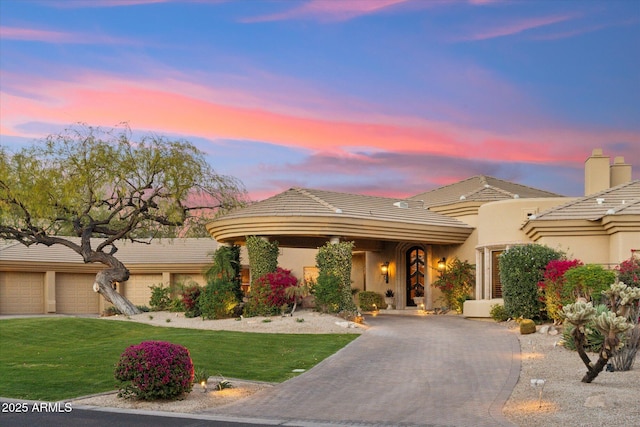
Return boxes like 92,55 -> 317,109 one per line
539,325 -> 550,334
548,326 -> 559,335
520,319 -> 536,335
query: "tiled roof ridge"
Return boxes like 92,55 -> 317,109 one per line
293,187 -> 341,213
484,175 -> 562,196
0,240 -> 23,252
535,179 -> 640,219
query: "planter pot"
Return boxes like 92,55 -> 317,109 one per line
384,297 -> 395,310
413,297 -> 425,308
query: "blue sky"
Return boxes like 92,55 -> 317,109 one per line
1,0 -> 638,200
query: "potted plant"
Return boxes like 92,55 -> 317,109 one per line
413,286 -> 425,308
384,289 -> 395,310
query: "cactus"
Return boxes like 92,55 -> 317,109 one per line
520,319 -> 536,335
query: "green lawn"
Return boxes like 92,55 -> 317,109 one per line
0,317 -> 358,401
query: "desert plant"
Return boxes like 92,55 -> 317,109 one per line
562,300 -> 633,383
561,265 -> 616,306
489,304 -> 509,322
149,284 -> 172,311
284,280 -> 313,315
432,257 -> 475,313
198,279 -> 240,320
499,244 -> 564,320
538,259 -> 583,324
114,340 -> 194,400
602,281 -> 640,371
358,291 -> 385,311
193,367 -> 208,385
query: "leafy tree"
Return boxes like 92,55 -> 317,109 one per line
0,124 -> 247,315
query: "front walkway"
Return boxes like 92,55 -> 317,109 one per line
201,313 -> 520,427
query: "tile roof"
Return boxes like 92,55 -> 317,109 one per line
408,175 -> 562,208
530,180 -> 640,221
218,187 -> 470,228
0,238 -> 218,265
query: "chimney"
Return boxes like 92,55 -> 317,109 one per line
610,156 -> 632,188
584,148 -> 610,195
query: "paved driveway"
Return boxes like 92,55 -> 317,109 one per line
201,313 -> 520,427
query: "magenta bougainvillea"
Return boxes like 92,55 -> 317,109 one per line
539,259 -> 583,322
244,267 -> 298,316
264,267 -> 298,308
114,341 -> 194,400
616,256 -> 640,287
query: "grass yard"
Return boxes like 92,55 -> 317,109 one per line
0,317 -> 358,401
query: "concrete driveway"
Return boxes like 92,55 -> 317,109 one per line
201,313 -> 520,427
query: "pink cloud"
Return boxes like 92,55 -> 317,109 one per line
41,0 -> 172,8
241,0 -> 412,23
0,25 -> 136,45
2,72 -> 638,171
461,13 -> 579,41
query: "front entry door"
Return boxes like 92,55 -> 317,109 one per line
406,246 -> 425,306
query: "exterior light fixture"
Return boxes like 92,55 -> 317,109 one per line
200,380 -> 208,392
381,262 -> 390,283
437,257 -> 447,271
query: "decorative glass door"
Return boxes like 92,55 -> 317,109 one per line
406,246 -> 425,306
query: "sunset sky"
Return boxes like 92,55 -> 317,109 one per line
1,0 -> 638,201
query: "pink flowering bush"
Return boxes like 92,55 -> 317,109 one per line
538,259 -> 583,323
616,255 -> 640,287
114,341 -> 194,400
244,267 -> 297,316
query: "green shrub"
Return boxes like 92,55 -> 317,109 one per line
149,284 -> 172,311
431,257 -> 475,313
198,279 -> 239,319
181,283 -> 202,318
312,273 -> 342,314
490,304 -> 509,322
499,244 -> 563,320
316,241 -> 357,316
114,341 -> 194,400
205,245 -> 243,301
246,236 -> 279,287
358,291 -> 384,311
561,265 -> 616,305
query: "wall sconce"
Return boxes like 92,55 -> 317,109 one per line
381,262 -> 390,283
437,257 -> 447,271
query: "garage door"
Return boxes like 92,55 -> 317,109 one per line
123,274 -> 163,307
0,272 -> 44,314
56,273 -> 100,314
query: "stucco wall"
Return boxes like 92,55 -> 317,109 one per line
477,198 -> 569,246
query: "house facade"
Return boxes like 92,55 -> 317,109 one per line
206,149 -> 639,316
1,149 -> 638,316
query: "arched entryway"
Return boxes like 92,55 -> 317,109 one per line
405,246 -> 425,307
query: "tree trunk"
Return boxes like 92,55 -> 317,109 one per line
93,268 -> 141,316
